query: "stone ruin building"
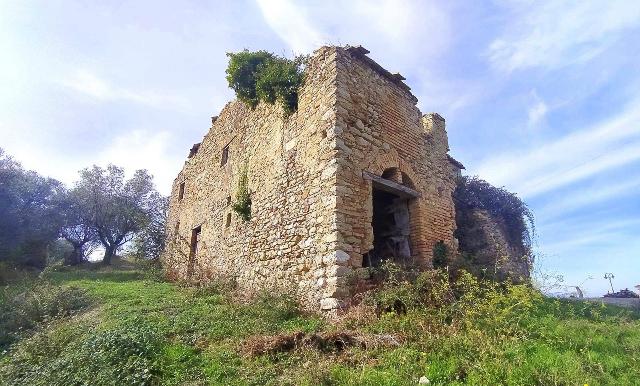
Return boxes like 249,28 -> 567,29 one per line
162,45 -> 526,311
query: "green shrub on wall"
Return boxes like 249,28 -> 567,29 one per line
453,176 -> 534,251
432,241 -> 449,269
225,50 -> 305,115
232,165 -> 251,222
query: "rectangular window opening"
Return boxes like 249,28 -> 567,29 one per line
221,145 -> 229,166
190,226 -> 201,257
178,182 -> 185,200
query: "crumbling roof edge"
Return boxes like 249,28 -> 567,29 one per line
188,142 -> 201,158
447,154 -> 465,170
344,46 -> 417,103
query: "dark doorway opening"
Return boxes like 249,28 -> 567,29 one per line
364,188 -> 412,268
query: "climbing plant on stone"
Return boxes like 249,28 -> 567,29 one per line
232,164 -> 251,221
225,50 -> 304,115
453,176 -> 535,250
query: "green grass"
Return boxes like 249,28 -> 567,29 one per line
1,261 -> 638,385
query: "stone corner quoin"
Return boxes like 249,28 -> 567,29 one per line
161,45 -> 466,311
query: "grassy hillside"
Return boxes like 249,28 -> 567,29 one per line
1,261 -> 639,385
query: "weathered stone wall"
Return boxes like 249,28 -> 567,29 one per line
322,47 -> 461,304
163,46 -> 340,308
454,208 -> 530,282
162,46 -> 462,310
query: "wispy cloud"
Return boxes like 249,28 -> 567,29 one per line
96,129 -> 180,194
542,217 -> 640,253
62,70 -> 190,111
488,1 -> 640,72
475,99 -> 640,197
536,176 -> 640,222
527,91 -> 548,127
255,0 -> 327,54
255,0 -> 451,58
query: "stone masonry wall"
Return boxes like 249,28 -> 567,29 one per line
163,47 -> 341,308
322,47 -> 461,304
454,208 -> 531,282
162,46 -> 462,310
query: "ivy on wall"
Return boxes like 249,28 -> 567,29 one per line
453,176 -> 535,251
225,50 -> 305,115
232,164 -> 251,221
432,241 -> 449,269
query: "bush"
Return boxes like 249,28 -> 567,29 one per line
1,322 -> 162,386
432,241 -> 449,269
364,262 -> 452,315
0,282 -> 90,350
226,50 -> 304,115
232,164 -> 251,221
454,176 -> 534,251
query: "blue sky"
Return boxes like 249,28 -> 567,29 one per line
1,0 -> 638,296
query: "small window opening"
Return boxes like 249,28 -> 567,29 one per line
221,144 -> 229,166
226,196 -> 231,206
178,182 -> 185,200
190,226 -> 202,257
174,221 -> 180,237
225,213 -> 231,228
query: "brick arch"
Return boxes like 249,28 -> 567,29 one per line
363,148 -> 422,193
360,150 -> 428,267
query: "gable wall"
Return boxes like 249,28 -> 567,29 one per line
328,48 -> 459,301
162,47 -> 343,308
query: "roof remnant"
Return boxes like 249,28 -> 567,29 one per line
345,46 -> 416,103
188,142 -> 201,158
447,155 -> 465,170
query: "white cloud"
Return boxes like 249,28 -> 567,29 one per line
255,0 -> 451,57
488,1 -> 640,72
62,70 -> 191,111
474,98 -> 640,198
96,130 -> 182,195
536,176 -> 640,222
541,217 -> 640,253
255,0 -> 327,54
527,91 -> 548,127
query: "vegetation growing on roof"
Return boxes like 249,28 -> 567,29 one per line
225,50 -> 305,115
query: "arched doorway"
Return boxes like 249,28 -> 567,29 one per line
363,168 -> 420,268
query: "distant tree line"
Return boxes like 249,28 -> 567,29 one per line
0,148 -> 168,268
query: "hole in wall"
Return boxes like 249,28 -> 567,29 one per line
364,187 -> 412,268
178,182 -> 185,200
190,226 -> 202,256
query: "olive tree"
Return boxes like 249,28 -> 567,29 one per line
74,165 -> 157,265
58,188 -> 98,265
0,149 -> 64,268
127,193 -> 168,260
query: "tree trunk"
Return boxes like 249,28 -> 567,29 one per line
103,245 -> 116,265
64,245 -> 83,266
